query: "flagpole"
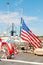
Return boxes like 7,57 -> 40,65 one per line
20,7 -> 24,37
20,18 -> 22,36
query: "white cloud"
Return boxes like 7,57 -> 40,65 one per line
0,12 -> 20,25
23,16 -> 37,22
0,11 -> 39,27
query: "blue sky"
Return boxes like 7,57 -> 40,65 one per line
0,0 -> 43,36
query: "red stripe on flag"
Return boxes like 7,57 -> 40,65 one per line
21,36 -> 30,43
21,30 -> 41,47
30,33 -> 41,47
29,30 -> 41,43
21,30 -> 39,49
21,36 -> 38,49
21,31 -> 39,48
28,35 -> 39,47
21,33 -> 31,43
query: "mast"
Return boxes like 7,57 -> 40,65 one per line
10,23 -> 15,36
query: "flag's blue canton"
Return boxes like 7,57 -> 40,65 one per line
21,19 -> 30,34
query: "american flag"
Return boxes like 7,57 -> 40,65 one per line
20,18 -> 41,49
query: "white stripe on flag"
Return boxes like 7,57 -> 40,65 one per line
21,30 -> 40,47
21,30 -> 39,49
